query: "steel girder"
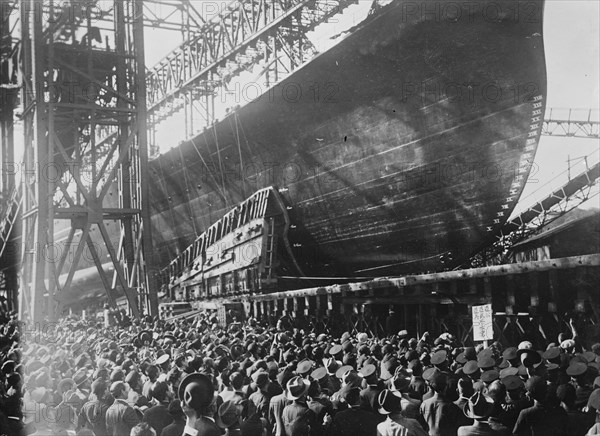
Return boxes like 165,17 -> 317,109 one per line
18,0 -> 157,323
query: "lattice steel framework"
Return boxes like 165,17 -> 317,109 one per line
542,108 -> 599,138
466,159 -> 600,268
0,0 -> 19,312
145,0 -> 358,145
18,0 -> 157,323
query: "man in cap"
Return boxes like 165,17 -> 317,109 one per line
359,364 -> 382,413
419,372 -> 462,436
249,369 -> 282,419
512,376 -> 568,436
500,375 -> 529,431
281,376 -> 317,436
220,371 -> 246,407
556,383 -> 593,436
376,389 -> 428,436
106,381 -> 141,436
327,386 -> 379,436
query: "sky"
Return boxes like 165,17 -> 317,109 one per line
144,0 -> 600,214
515,0 -> 599,214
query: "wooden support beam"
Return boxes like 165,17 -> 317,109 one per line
483,277 -> 492,302
529,272 -> 540,311
304,296 -> 309,316
548,270 -> 558,313
506,275 -> 516,314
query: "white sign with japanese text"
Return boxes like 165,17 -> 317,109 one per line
472,304 -> 493,341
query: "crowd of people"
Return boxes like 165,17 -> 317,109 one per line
1,307 -> 600,436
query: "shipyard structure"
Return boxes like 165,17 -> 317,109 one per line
0,0 -> 599,345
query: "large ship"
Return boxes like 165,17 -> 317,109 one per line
148,0 -> 547,280
55,0 -> 547,307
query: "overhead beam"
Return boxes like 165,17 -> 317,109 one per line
542,108 -> 599,139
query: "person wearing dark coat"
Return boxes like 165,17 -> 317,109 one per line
142,381 -> 174,436
327,386 -> 379,436
457,392 -> 510,436
160,400 -> 186,436
78,379 -> 112,436
180,373 -> 221,436
512,376 -> 568,436
106,381 -> 141,436
359,364 -> 383,415
282,376 -> 318,436
408,361 -> 427,401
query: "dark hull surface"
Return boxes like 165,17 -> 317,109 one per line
148,0 -> 547,278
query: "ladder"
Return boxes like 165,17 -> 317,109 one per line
263,217 -> 277,282
0,185 -> 21,258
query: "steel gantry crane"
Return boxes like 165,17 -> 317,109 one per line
17,0 -> 157,323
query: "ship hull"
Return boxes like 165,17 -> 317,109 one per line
147,0 -> 546,278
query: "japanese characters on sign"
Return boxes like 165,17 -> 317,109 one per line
472,303 -> 493,341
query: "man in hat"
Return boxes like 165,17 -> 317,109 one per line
419,372 -> 462,436
281,376 -> 317,436
457,392 -> 507,436
512,376 -> 568,436
77,378 -> 112,436
376,389 -> 428,436
323,357 -> 341,394
106,381 -> 141,436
